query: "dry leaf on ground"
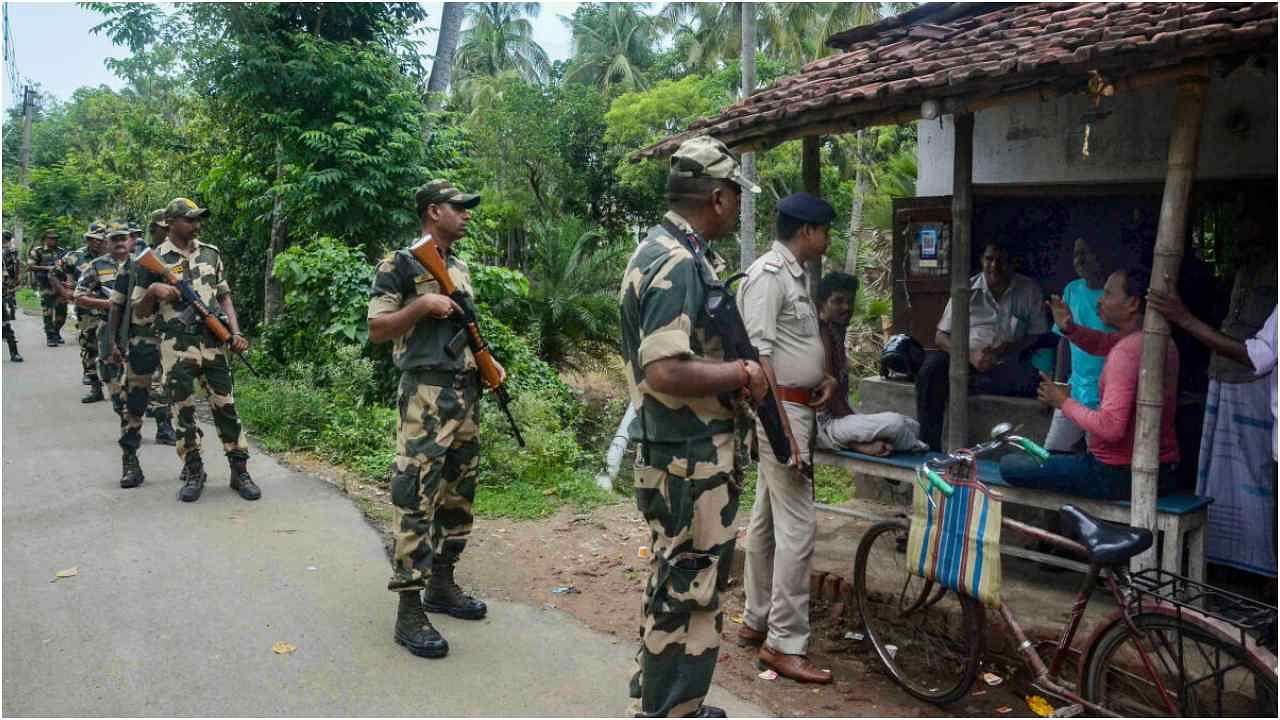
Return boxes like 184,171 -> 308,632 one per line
51,567 -> 79,581
272,641 -> 297,655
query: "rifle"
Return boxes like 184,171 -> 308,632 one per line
134,248 -> 260,377
408,234 -> 525,448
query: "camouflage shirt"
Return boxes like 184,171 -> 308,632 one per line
367,247 -> 477,373
109,256 -> 154,341
26,245 -> 66,288
619,211 -> 735,445
121,238 -> 230,344
55,245 -> 99,286
75,254 -> 125,321
3,247 -> 18,300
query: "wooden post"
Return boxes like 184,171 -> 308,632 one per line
947,113 -> 974,451
1131,77 -> 1208,571
802,135 -> 822,296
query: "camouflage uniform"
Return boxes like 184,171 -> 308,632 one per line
132,236 -> 248,464
620,211 -> 746,718
78,252 -> 128,418
110,254 -> 173,451
3,240 -> 21,360
368,246 -> 481,592
27,240 -> 68,341
57,238 -> 104,387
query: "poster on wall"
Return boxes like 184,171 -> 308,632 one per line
918,227 -> 939,267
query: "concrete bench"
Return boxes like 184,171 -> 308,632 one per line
814,449 -> 1212,583
858,375 -> 1052,448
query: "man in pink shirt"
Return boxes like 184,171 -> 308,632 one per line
1000,268 -> 1179,500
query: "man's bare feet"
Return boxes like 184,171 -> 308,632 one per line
849,440 -> 892,457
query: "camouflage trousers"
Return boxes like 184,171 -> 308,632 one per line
40,290 -> 66,337
161,336 -> 248,463
629,435 -> 741,718
79,319 -> 100,381
120,338 -> 171,452
387,370 -> 481,593
96,327 -> 126,421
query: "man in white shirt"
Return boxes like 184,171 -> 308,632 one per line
916,242 -> 1048,450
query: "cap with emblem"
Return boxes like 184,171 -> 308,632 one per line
149,209 -> 168,228
669,135 -> 761,194
163,197 -> 209,221
415,179 -> 481,215
777,192 -> 836,226
104,220 -> 131,238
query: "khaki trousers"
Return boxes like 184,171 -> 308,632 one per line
743,401 -> 816,655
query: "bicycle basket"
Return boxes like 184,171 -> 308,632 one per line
907,467 -> 1004,608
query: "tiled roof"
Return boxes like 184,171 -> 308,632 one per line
633,2 -> 1277,160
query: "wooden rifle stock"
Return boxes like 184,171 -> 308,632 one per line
409,235 -> 525,447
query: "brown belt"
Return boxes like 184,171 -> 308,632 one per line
775,386 -> 814,405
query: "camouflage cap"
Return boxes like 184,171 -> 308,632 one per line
149,209 -> 168,228
669,136 -> 761,194
163,197 -> 209,221
85,221 -> 106,240
104,220 -> 131,238
42,228 -> 59,238
415,179 -> 481,214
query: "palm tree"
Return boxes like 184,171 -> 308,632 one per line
426,2 -> 467,110
659,2 -> 745,74
453,2 -> 550,86
562,3 -> 656,95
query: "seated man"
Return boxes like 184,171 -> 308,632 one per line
916,242 -> 1047,451
1001,268 -> 1179,500
812,271 -> 927,456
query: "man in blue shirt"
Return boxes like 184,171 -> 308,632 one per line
1045,238 -> 1112,451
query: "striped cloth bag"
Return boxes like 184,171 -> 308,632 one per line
906,473 -> 1004,608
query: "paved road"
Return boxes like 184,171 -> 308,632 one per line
2,312 -> 764,717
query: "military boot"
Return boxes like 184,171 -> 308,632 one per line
228,457 -> 261,501
178,453 -> 206,502
423,560 -> 487,620
81,380 -> 104,403
686,706 -> 727,718
393,590 -> 449,659
154,415 -> 177,446
120,450 -> 144,489
82,373 -> 93,386
6,338 -> 22,362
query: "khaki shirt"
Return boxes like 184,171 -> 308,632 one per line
738,240 -> 826,390
937,272 -> 1047,355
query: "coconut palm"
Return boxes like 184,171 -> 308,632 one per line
562,3 -> 657,95
453,2 -> 550,86
426,2 -> 467,109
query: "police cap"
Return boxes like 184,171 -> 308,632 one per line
777,192 -> 836,226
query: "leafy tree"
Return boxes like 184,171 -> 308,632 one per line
454,3 -> 550,87
562,3 -> 657,95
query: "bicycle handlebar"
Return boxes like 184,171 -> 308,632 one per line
916,425 -> 1050,499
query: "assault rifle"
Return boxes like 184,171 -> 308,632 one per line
135,248 -> 260,377
409,235 -> 526,448
703,273 -> 797,466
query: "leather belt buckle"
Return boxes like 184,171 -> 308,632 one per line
776,386 -> 814,405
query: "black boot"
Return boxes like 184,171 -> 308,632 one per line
6,339 -> 21,362
424,560 -> 487,620
229,457 -> 261,501
120,450 -> 144,489
178,453 -> 206,502
81,380 -> 104,403
82,373 -> 93,386
686,706 -> 727,718
46,335 -> 58,347
394,591 -> 449,658
155,415 -> 176,446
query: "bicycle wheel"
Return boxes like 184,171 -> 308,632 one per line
853,518 -> 985,704
1082,611 -> 1278,716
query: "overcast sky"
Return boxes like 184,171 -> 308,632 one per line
3,1 -> 593,109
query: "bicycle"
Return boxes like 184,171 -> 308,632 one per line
851,423 -> 1278,716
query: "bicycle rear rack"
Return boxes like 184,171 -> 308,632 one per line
1131,567 -> 1277,651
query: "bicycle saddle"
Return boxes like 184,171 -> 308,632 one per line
1059,504 -> 1153,565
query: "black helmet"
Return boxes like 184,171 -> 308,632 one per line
880,333 -> 925,380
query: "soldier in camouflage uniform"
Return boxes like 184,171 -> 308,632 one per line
368,179 -> 496,660
141,210 -> 172,430
121,198 -> 257,501
619,136 -> 766,718
26,229 -> 68,346
76,221 -> 132,424
57,224 -> 107,401
3,230 -> 22,362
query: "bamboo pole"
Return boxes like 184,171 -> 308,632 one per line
947,113 -> 974,451
802,135 -> 823,297
1131,76 -> 1208,572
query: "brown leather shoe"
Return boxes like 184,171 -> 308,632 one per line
758,645 -> 833,684
735,623 -> 765,647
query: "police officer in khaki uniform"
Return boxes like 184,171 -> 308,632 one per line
736,192 -> 838,684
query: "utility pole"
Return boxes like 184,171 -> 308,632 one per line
16,85 -> 34,250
